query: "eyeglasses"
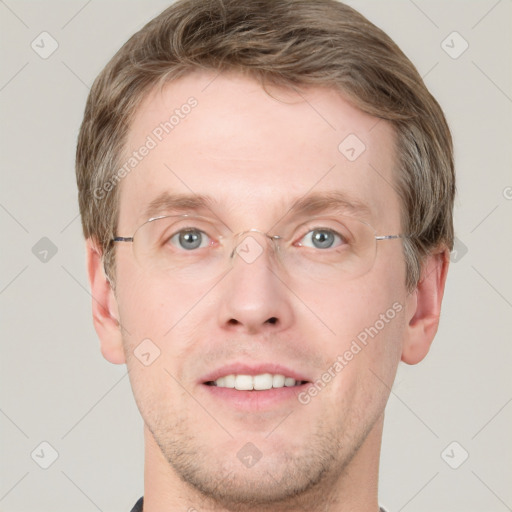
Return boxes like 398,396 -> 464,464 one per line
111,214 -> 406,282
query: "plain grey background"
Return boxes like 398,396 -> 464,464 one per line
1,1 -> 511,511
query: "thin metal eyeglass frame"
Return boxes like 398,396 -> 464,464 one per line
111,214 -> 406,246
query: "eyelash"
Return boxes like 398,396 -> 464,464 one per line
167,225 -> 348,250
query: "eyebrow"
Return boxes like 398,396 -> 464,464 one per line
141,190 -> 373,224
142,192 -> 216,220
286,191 -> 373,220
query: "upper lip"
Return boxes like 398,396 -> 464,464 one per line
201,362 -> 311,384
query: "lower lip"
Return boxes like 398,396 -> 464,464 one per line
202,383 -> 310,411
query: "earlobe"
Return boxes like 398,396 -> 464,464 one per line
401,247 -> 450,365
86,239 -> 126,365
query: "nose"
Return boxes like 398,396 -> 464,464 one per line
216,231 -> 295,335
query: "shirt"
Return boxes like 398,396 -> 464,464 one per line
130,496 -> 388,511
130,497 -> 143,512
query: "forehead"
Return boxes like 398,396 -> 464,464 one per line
118,71 -> 401,232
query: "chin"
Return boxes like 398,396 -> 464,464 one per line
153,422 -> 351,509
174,454 -> 332,509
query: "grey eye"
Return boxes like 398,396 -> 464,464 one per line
170,229 -> 210,250
299,229 -> 342,249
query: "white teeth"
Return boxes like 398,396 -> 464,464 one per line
224,374 -> 236,388
284,377 -> 296,387
253,373 -> 273,390
235,375 -> 253,391
211,373 -> 303,389
272,374 -> 285,388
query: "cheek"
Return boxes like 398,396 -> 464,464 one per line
124,355 -> 193,437
114,261 -> 195,339
115,273 -> 162,339
294,255 -> 407,399
320,297 -> 405,428
294,273 -> 404,346
114,264 -> 217,378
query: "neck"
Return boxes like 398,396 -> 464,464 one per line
142,415 -> 384,512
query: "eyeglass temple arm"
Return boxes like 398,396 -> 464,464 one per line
112,237 -> 134,243
375,234 -> 406,241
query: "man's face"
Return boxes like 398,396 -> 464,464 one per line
112,71 -> 411,505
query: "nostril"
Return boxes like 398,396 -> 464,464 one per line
226,317 -> 278,327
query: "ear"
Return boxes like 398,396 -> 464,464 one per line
401,247 -> 450,365
86,238 -> 125,365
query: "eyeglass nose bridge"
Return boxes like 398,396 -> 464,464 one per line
229,229 -> 283,265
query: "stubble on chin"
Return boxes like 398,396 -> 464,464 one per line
145,405 -> 377,512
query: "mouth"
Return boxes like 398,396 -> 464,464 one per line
200,364 -> 311,410
205,373 -> 308,390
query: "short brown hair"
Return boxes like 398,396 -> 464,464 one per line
76,0 -> 455,291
